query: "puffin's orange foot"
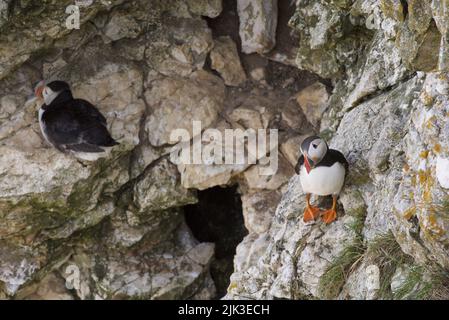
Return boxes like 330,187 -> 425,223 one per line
322,209 -> 337,224
303,206 -> 321,222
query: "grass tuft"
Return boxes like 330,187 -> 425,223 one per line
318,241 -> 366,299
365,231 -> 414,299
394,265 -> 449,300
318,209 -> 367,299
318,200 -> 449,300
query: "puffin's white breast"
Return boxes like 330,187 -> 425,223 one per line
299,162 -> 346,196
38,108 -> 51,145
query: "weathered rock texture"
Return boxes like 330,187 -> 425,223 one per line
237,0 -> 278,54
226,0 -> 449,300
1,0 -> 448,300
0,0 -> 313,299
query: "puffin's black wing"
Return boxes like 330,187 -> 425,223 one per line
322,149 -> 349,172
73,100 -> 119,147
295,154 -> 304,175
42,100 -> 118,151
42,106 -> 84,145
74,99 -> 107,126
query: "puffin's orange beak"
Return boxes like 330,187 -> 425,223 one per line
304,154 -> 311,174
34,81 -> 45,99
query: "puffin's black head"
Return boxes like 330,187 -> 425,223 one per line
300,135 -> 328,173
35,80 -> 72,105
47,80 -> 71,92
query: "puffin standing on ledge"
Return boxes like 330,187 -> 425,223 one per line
34,80 -> 119,159
295,136 -> 348,224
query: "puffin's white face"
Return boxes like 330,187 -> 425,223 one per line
41,86 -> 59,105
301,137 -> 327,165
34,81 -> 59,106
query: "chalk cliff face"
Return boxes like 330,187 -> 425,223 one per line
0,0 -> 448,300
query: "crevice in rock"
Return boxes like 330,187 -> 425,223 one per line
400,0 -> 409,19
342,72 -> 418,115
204,0 -> 241,50
184,185 -> 247,299
265,59 -> 331,94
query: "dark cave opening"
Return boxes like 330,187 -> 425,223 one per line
184,185 -> 248,299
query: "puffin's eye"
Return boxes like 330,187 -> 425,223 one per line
312,144 -> 318,149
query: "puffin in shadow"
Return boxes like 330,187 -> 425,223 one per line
34,80 -> 118,160
295,136 -> 348,224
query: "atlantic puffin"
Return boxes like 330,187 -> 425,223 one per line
34,80 -> 118,159
295,136 -> 348,224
